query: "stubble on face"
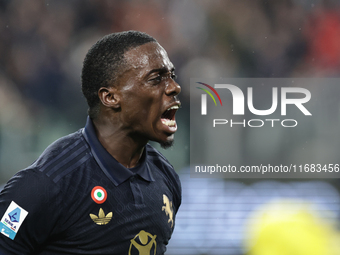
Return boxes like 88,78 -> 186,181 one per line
160,137 -> 174,149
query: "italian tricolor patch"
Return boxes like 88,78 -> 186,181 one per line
91,186 -> 107,204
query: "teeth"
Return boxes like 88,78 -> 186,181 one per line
161,119 -> 176,127
167,105 -> 179,111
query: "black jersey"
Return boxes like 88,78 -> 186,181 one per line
0,117 -> 181,255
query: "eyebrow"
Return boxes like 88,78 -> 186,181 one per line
146,67 -> 175,77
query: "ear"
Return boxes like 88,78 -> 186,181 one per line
98,86 -> 120,109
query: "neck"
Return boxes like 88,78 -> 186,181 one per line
92,117 -> 147,168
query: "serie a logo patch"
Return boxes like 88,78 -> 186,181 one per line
0,201 -> 28,240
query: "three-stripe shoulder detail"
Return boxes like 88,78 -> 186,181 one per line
39,137 -> 91,183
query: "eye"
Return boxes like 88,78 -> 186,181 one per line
171,73 -> 178,80
149,75 -> 162,84
148,71 -> 177,85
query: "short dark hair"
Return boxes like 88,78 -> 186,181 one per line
81,31 -> 156,118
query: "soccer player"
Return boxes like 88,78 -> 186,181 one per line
0,31 -> 182,255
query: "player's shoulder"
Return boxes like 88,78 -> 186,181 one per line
36,129 -> 85,161
27,129 -> 92,183
145,144 -> 180,183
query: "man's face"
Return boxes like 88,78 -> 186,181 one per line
115,42 -> 181,148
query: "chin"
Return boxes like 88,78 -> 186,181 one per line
159,134 -> 175,149
159,139 -> 174,149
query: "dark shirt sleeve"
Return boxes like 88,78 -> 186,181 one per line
0,168 -> 61,255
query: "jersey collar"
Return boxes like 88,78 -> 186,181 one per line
82,117 -> 155,186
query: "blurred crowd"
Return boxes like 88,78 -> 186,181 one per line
1,0 -> 340,179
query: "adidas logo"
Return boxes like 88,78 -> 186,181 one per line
90,208 -> 112,225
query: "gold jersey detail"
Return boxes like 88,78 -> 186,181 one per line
129,230 -> 157,255
89,208 -> 112,225
162,194 -> 174,228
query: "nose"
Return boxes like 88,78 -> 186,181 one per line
165,79 -> 181,96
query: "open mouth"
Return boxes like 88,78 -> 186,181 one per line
161,105 -> 179,128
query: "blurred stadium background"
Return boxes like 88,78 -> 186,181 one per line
1,0 -> 340,254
